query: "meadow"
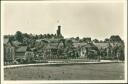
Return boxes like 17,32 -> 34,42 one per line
4,63 -> 124,80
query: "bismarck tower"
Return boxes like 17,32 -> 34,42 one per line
56,21 -> 63,39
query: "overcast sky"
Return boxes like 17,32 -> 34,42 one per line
3,2 -> 125,40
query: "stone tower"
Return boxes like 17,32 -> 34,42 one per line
57,25 -> 61,36
56,25 -> 63,38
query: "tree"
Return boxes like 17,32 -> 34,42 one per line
26,46 -> 31,51
35,35 -> 38,39
66,39 -> 73,48
104,38 -> 110,43
118,46 -> 124,61
82,37 -> 91,43
15,31 -> 23,43
99,40 -> 104,43
23,33 -> 30,38
9,35 -> 15,42
75,37 -> 80,42
110,35 -> 122,42
39,34 -> 43,39
93,39 -> 99,43
4,35 -> 10,38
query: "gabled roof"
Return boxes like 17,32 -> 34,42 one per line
16,46 -> 27,52
93,43 -> 110,49
4,38 -> 9,44
4,38 -> 22,47
47,43 -> 63,49
12,41 -> 22,46
73,43 -> 87,48
79,43 -> 98,49
48,43 -> 57,49
48,39 -> 60,43
36,39 -> 60,43
83,43 -> 97,48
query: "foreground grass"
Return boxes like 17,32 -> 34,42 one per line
4,63 -> 124,80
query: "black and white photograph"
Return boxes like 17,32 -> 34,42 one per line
1,0 -> 127,84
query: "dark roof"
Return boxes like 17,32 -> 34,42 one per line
16,46 -> 27,52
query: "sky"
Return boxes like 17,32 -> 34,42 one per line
2,1 -> 125,40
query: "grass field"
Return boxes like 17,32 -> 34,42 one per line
4,63 -> 124,80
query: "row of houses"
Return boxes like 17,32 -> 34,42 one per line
4,37 -> 124,64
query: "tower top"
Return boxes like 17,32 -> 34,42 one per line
57,20 -> 60,23
57,20 -> 61,26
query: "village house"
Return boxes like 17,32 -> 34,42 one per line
79,43 -> 99,59
93,42 -> 122,60
72,42 -> 99,59
4,24 -> 125,64
15,46 -> 27,62
43,40 -> 65,59
12,40 -> 22,47
24,51 -> 35,63
94,43 -> 112,56
73,43 -> 86,58
4,38 -> 15,64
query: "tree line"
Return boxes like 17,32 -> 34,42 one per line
5,31 -> 124,45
